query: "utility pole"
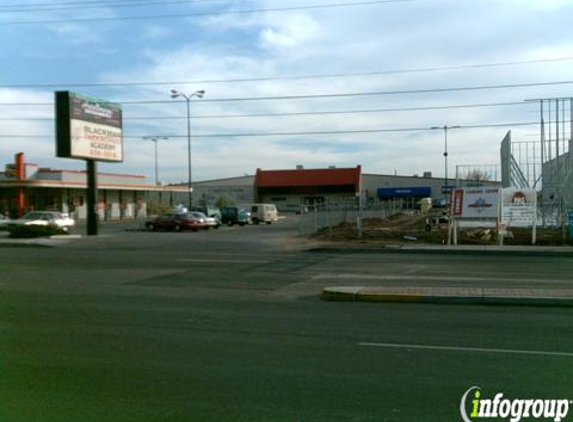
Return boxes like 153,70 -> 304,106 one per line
144,136 -> 168,185
431,125 -> 461,197
170,89 -> 205,209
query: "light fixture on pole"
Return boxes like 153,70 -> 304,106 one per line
169,89 -> 205,209
143,136 -> 168,185
431,125 -> 461,196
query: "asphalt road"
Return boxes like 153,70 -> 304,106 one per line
2,217 -> 573,421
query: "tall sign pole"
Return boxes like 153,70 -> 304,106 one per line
86,160 -> 98,235
55,91 -> 123,236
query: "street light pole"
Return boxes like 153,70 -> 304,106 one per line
432,125 -> 460,196
143,136 -> 168,185
170,89 -> 205,210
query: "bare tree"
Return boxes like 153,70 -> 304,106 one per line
464,169 -> 492,186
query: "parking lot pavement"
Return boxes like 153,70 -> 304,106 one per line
2,216 -> 573,421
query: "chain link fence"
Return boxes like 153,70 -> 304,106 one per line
298,200 -> 404,235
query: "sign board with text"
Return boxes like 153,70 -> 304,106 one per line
450,187 -> 500,219
55,91 -> 123,162
500,188 -> 537,227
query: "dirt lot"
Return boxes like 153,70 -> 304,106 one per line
311,211 -> 570,246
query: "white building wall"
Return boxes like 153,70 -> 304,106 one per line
258,193 -> 358,212
362,173 -> 500,202
191,177 -> 255,206
193,185 -> 254,207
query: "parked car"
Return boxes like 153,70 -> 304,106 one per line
295,205 -> 309,215
0,214 -> 10,229
220,206 -> 250,226
191,206 -> 222,221
190,207 -> 222,229
240,203 -> 278,224
171,204 -> 188,214
8,211 -> 75,232
145,212 -> 206,232
188,211 -> 220,230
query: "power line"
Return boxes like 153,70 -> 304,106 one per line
0,0 -> 435,25
0,0 -> 234,14
0,101 -> 530,121
2,79 -> 573,106
0,121 -> 539,139
0,0 -> 167,8
2,57 -> 572,89
138,121 -> 540,137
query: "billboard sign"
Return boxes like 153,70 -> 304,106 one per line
450,187 -> 500,219
501,188 -> 537,227
55,91 -> 123,162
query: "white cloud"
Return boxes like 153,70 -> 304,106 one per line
259,13 -> 322,51
3,0 -> 573,183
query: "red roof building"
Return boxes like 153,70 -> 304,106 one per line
255,166 -> 361,188
254,166 -> 361,210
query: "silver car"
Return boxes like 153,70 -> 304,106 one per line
188,211 -> 220,229
8,211 -> 75,232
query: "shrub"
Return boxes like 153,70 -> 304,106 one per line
146,200 -> 172,216
215,196 -> 234,208
8,225 -> 67,239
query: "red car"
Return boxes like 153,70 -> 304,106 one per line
145,213 -> 207,232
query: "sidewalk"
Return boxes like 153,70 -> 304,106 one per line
321,286 -> 573,307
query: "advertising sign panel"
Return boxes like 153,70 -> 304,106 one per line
501,188 -> 537,227
450,189 -> 464,217
450,187 -> 500,219
462,187 -> 500,218
55,91 -> 123,162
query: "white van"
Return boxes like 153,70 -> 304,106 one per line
241,203 -> 279,224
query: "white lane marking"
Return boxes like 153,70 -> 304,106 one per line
178,259 -> 269,264
358,342 -> 573,358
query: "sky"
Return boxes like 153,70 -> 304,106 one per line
1,0 -> 573,185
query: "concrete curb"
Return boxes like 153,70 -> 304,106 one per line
49,234 -> 82,240
309,245 -> 573,257
321,286 -> 573,307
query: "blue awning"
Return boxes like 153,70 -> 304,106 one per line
377,187 -> 432,198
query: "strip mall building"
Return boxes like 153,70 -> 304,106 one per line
1,153 -> 499,219
0,153 -> 187,219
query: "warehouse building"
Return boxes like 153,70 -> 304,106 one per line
192,165 -> 499,211
191,175 -> 255,208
